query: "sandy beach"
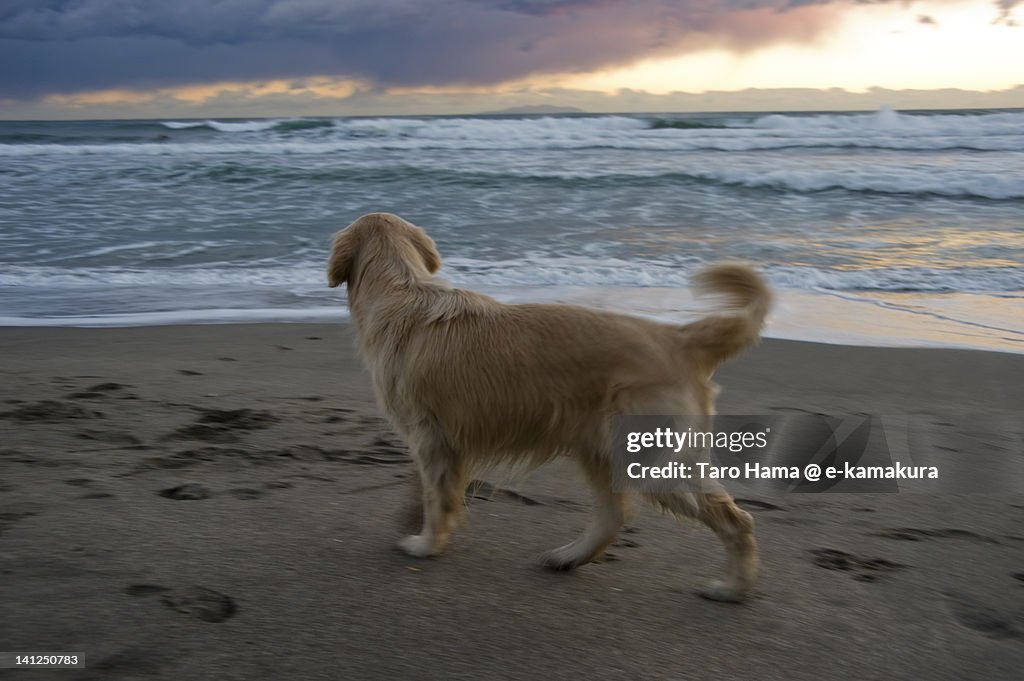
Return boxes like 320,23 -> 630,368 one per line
1,322 -> 1022,680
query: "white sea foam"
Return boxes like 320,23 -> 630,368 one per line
675,160 -> 1024,200
448,258 -> 1024,294
0,306 -> 347,327
160,121 -> 207,130
3,151 -> 1020,201
2,256 -> 1020,294
1,286 -> 1019,355
2,110 -> 1021,351
753,106 -> 1024,138
0,108 -> 1013,156
161,119 -> 282,132
0,264 -> 324,288
767,266 -> 1024,294
4,110 -> 1021,200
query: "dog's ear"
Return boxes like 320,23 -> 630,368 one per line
327,228 -> 357,288
411,227 -> 441,274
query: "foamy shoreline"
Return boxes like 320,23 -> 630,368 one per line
6,284 -> 1018,354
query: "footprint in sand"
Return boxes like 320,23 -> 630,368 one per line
336,437 -> 408,466
124,584 -> 170,597
69,382 -> 134,399
130,446 -> 265,475
167,424 -> 242,444
166,408 -> 278,443
735,498 -> 785,512
1,400 -> 103,422
810,548 -> 906,582
83,648 -> 166,678
871,527 -> 1000,545
158,483 -> 211,500
128,584 -> 236,623
766,406 -> 826,415
228,488 -> 264,500
160,586 -> 237,623
76,429 -> 142,446
195,408 -> 278,429
945,591 -> 1024,641
342,452 -> 409,465
264,481 -> 293,489
0,510 -> 39,536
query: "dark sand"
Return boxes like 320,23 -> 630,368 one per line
1,324 -> 1022,680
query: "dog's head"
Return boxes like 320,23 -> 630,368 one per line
327,212 -> 441,288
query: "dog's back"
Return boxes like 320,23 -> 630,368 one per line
389,263 -> 770,466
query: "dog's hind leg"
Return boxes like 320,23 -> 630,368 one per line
397,436 -> 467,558
645,489 -> 758,602
540,461 -> 627,570
695,492 -> 759,602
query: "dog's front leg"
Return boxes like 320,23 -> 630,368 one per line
397,439 -> 466,558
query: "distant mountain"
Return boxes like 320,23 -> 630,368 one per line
477,104 -> 585,115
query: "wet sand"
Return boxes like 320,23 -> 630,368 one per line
1,323 -> 1022,680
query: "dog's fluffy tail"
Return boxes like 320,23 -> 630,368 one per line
681,263 -> 772,367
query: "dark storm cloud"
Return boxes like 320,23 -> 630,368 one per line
0,0 -> 907,99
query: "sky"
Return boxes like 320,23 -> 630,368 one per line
0,0 -> 1022,119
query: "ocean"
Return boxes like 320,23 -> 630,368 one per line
1,108 -> 1022,352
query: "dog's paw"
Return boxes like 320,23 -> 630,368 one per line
697,580 -> 747,603
397,534 -> 438,558
538,546 -> 587,571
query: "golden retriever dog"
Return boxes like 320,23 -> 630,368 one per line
328,212 -> 771,602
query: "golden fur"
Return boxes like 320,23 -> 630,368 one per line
328,212 -> 771,601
